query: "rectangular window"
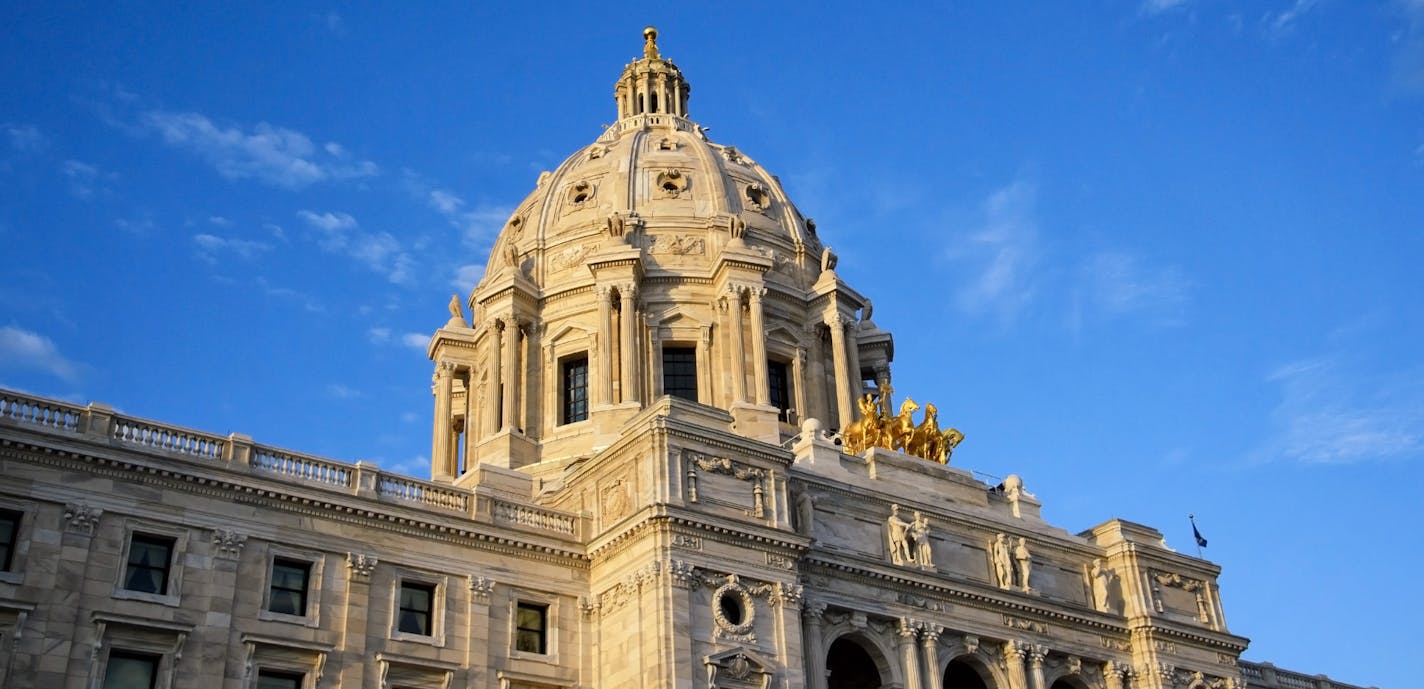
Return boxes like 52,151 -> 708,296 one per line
515,602 -> 549,654
397,581 -> 435,635
768,359 -> 791,422
256,670 -> 305,689
268,558 -> 311,616
561,356 -> 589,424
0,509 -> 20,571
662,347 -> 698,402
103,650 -> 159,689
123,534 -> 175,595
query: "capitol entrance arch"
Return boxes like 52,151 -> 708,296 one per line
826,636 -> 889,689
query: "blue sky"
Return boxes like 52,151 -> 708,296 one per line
2,2 -> 1420,686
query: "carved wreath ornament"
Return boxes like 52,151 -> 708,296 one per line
711,575 -> 756,642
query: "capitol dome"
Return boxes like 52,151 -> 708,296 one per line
427,28 -> 894,479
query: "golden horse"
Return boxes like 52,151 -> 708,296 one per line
886,399 -> 920,452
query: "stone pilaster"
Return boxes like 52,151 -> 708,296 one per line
339,553 -> 378,687
618,284 -> 640,404
727,289 -> 748,403
597,286 -> 614,405
749,287 -> 769,405
501,316 -> 520,431
803,602 -> 829,689
827,313 -> 854,429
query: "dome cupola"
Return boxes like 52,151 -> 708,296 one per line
614,27 -> 691,120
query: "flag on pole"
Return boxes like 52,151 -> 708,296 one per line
1190,515 -> 1208,548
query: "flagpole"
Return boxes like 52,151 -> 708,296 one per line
1189,513 -> 1202,558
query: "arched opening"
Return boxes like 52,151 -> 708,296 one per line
827,637 -> 881,689
943,659 -> 990,689
1050,678 -> 1088,689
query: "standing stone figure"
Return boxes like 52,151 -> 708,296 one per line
794,490 -> 816,539
1091,558 -> 1116,612
1014,537 -> 1033,592
909,512 -> 933,569
886,504 -> 913,566
992,533 -> 1013,589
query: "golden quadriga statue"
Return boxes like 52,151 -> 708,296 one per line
841,395 -> 964,463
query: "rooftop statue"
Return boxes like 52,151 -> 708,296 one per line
840,395 -> 964,463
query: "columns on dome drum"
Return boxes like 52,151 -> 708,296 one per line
483,318 -> 501,434
826,313 -> 855,429
618,284 -> 640,404
749,287 -> 770,406
597,285 -> 615,406
430,361 -> 456,480
725,288 -> 748,404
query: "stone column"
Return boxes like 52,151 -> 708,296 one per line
484,320 -> 501,434
501,316 -> 520,432
827,314 -> 854,429
806,324 -> 827,424
727,289 -> 748,403
847,318 -> 863,399
749,287 -> 770,405
597,286 -> 614,405
896,619 -> 923,689
463,367 -> 478,472
649,327 -> 664,398
619,285 -> 640,404
803,602 -> 829,689
431,362 -> 455,480
697,326 -> 713,405
1026,645 -> 1048,689
1103,661 -> 1128,689
1003,641 -> 1030,689
792,346 -> 808,424
921,625 -> 943,689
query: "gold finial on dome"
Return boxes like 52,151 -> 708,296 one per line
643,26 -> 659,59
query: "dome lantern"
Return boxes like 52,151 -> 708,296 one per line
614,27 -> 691,120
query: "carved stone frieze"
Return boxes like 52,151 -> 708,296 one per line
896,592 -> 949,612
1002,614 -> 1049,635
549,243 -> 595,271
647,234 -> 707,255
672,533 -> 703,550
765,552 -> 795,570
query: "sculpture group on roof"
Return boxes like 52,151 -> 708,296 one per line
840,393 -> 964,463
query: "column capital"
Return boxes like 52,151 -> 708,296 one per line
1026,644 -> 1049,666
920,625 -> 943,644
1003,640 -> 1028,662
595,283 -> 614,299
896,617 -> 922,641
825,312 -> 850,329
618,282 -> 638,300
434,361 -> 457,377
748,285 -> 767,303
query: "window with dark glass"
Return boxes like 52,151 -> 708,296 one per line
662,347 -> 698,402
397,581 -> 435,635
256,670 -> 305,689
0,509 -> 20,571
515,602 -> 549,654
103,650 -> 159,689
268,558 -> 310,616
123,533 -> 175,595
768,359 -> 791,422
562,356 -> 589,424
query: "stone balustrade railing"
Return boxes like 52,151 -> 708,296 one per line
251,447 -> 352,488
598,113 -> 696,142
0,391 -> 82,432
1238,661 -> 1375,689
492,499 -> 578,535
0,388 -> 580,539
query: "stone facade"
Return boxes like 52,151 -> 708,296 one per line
0,28 -> 1372,689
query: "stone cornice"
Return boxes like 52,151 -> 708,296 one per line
0,436 -> 589,567
1126,616 -> 1250,653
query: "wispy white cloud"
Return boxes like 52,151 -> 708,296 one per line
1141,0 -> 1191,14
254,276 -> 323,313
5,124 -> 47,154
139,110 -> 377,189
192,233 -> 272,262
1259,355 -> 1424,465
1269,0 -> 1320,34
207,215 -> 233,227
946,181 -> 1041,323
297,210 -> 413,284
60,159 -> 117,200
451,264 -> 484,292
326,383 -> 362,399
367,327 -> 391,344
114,215 -> 158,236
0,326 -> 81,382
1078,251 -> 1190,326
429,189 -> 464,214
401,332 -> 429,350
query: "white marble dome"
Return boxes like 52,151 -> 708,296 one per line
430,28 -> 893,475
